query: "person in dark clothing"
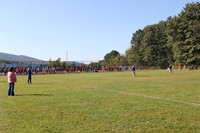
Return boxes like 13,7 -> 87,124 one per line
168,65 -> 172,73
27,68 -> 32,84
131,65 -> 136,77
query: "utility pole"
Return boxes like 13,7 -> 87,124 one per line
66,51 -> 68,62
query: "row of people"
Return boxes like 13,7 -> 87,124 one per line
0,66 -> 124,75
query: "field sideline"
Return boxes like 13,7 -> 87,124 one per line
0,70 -> 200,132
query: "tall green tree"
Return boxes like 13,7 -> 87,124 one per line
104,50 -> 120,65
128,29 -> 144,66
167,2 -> 200,66
119,55 -> 129,66
128,22 -> 169,68
127,2 -> 200,67
141,23 -> 169,68
48,58 -> 62,67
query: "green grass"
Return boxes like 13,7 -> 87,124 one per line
0,70 -> 200,133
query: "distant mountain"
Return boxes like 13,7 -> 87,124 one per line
0,52 -> 85,67
0,52 -> 44,62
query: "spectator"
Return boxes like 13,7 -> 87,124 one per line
7,67 -> 17,96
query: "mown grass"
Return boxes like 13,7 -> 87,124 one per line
0,70 -> 200,133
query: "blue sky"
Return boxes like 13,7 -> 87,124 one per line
0,0 -> 198,62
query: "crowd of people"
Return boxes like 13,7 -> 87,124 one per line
1,64 -> 198,76
0,65 -> 127,76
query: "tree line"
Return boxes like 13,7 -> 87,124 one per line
126,2 -> 200,68
99,2 -> 199,68
50,2 -> 199,69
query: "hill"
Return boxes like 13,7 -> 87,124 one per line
0,52 -> 44,62
0,52 -> 85,67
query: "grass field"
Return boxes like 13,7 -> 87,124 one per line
0,70 -> 200,133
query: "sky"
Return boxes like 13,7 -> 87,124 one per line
0,0 -> 199,62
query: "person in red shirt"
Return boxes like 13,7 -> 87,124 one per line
7,67 -> 17,96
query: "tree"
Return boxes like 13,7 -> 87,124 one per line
48,58 -> 62,67
128,29 -> 144,66
167,2 -> 200,66
127,2 -> 200,67
48,59 -> 53,67
104,50 -> 120,65
119,55 -> 128,66
128,22 -> 169,68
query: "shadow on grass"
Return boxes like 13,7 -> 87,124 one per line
15,94 -> 53,96
135,75 -> 149,77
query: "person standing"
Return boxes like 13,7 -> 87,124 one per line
131,65 -> 136,77
168,65 -> 172,73
7,67 -> 17,96
27,68 -> 32,84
